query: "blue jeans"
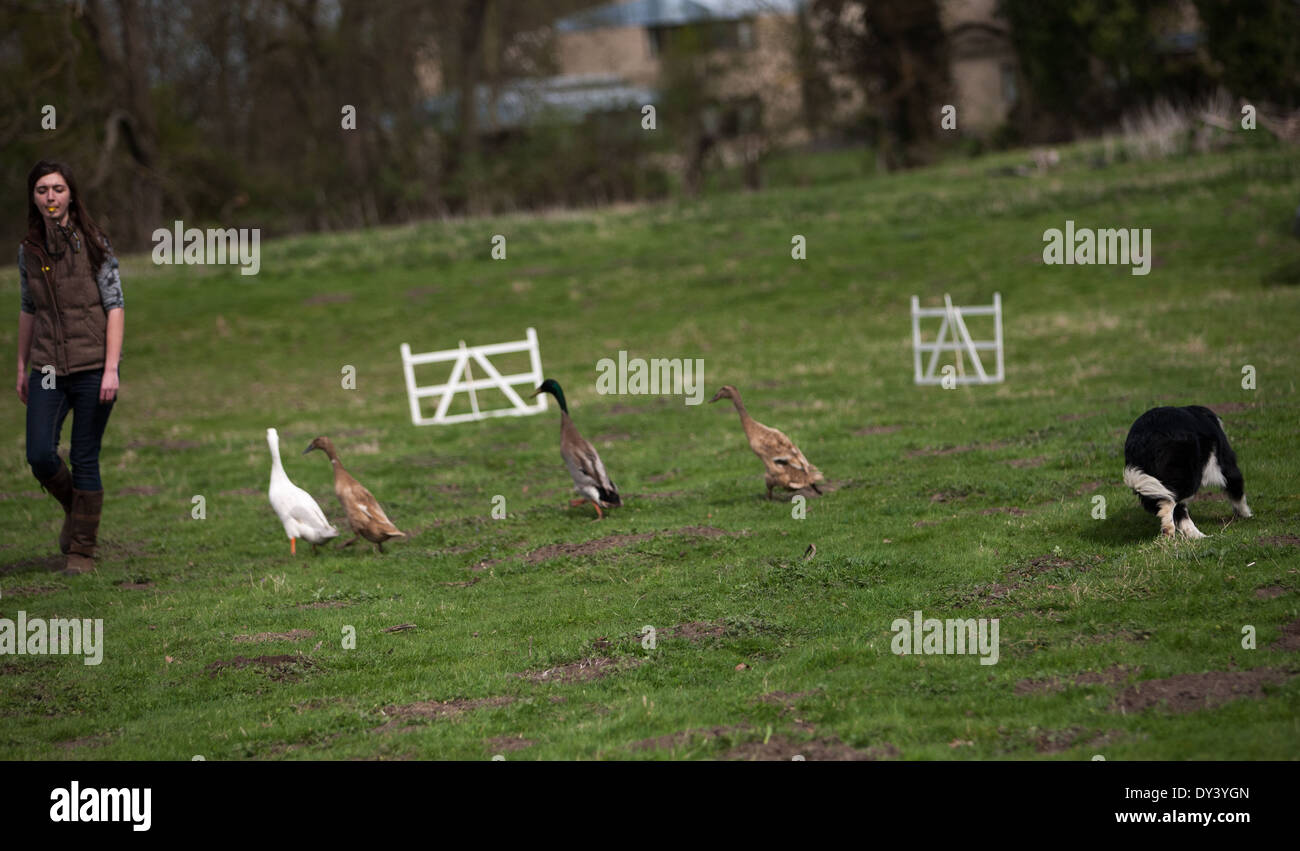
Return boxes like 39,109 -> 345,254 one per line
26,368 -> 116,491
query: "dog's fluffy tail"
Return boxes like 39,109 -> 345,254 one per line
1123,466 -> 1175,502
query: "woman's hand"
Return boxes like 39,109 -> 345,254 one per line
99,367 -> 119,403
16,369 -> 27,405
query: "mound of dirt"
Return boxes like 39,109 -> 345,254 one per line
1111,668 -> 1293,714
1269,618 -> 1300,651
377,696 -> 514,732
1260,535 -> 1300,547
632,724 -> 751,751
1015,665 -> 1138,696
486,735 -> 534,753
723,735 -> 898,761
233,629 -> 315,643
205,653 -> 315,681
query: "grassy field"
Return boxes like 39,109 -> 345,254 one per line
2,141 -> 1298,760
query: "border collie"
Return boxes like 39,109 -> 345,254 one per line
1123,405 -> 1251,538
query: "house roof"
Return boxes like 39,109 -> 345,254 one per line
555,0 -> 803,33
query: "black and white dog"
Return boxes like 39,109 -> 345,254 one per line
1123,406 -> 1251,538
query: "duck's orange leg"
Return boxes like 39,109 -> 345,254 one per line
291,537 -> 297,555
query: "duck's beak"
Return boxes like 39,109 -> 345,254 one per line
302,443 -> 315,455
529,386 -> 543,398
709,390 -> 725,403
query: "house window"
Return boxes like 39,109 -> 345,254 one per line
647,20 -> 755,56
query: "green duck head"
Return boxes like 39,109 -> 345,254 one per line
530,378 -> 568,413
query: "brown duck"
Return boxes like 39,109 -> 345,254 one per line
710,384 -> 824,499
303,436 -> 406,552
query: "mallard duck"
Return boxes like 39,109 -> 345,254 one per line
303,436 -> 406,553
530,378 -> 621,519
710,385 -> 824,499
266,428 -> 338,554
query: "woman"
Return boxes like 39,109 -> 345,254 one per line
15,160 -> 124,574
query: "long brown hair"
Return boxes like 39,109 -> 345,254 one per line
26,159 -> 112,271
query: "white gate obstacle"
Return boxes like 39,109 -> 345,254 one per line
400,327 -> 547,426
910,293 -> 1004,385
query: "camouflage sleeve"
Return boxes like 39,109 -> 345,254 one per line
97,240 -> 124,311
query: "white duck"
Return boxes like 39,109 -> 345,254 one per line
266,427 -> 338,554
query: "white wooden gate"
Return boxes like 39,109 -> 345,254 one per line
400,327 -> 547,425
911,293 -> 1004,385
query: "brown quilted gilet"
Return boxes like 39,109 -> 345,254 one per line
23,226 -> 108,376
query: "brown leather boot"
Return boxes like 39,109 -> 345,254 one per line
38,460 -> 75,554
63,489 -> 104,575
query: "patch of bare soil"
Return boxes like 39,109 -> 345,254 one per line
118,485 -> 161,496
1206,402 -> 1255,414
724,735 -> 899,761
486,735 -> 535,753
205,653 -> 315,681
1031,727 -> 1122,754
523,526 -> 732,565
374,696 -> 514,732
1074,481 -> 1104,495
515,656 -> 639,684
57,733 -> 113,750
960,553 -> 1101,606
442,578 -> 480,588
233,629 -> 315,644
116,581 -> 154,590
855,425 -> 901,436
0,491 -> 43,501
663,620 -> 727,641
1260,535 -> 1300,547
981,506 -> 1030,516
592,619 -> 727,651
0,555 -> 65,576
1112,668 -> 1293,714
1007,456 -> 1047,469
303,292 -> 353,306
2,585 -> 62,597
297,600 -> 348,609
632,724 -> 751,751
930,491 -> 969,503
756,690 -> 822,714
1255,585 -> 1288,600
1269,618 -> 1300,651
1015,665 -> 1139,696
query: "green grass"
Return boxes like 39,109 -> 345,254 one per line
2,141 -> 1299,760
